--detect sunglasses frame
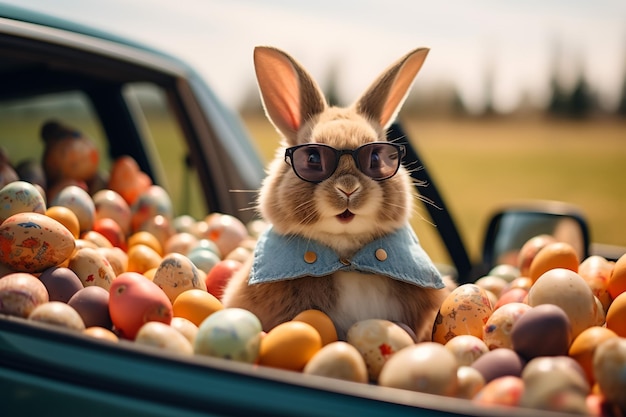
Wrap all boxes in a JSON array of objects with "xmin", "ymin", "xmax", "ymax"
[{"xmin": 284, "ymin": 141, "xmax": 406, "ymax": 183}]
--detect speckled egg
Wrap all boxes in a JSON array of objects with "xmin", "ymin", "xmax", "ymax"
[
  {"xmin": 303, "ymin": 341, "xmax": 368, "ymax": 383},
  {"xmin": 346, "ymin": 319, "xmax": 415, "ymax": 382},
  {"xmin": 152, "ymin": 252, "xmax": 207, "ymax": 303},
  {"xmin": 0, "ymin": 212, "xmax": 75, "ymax": 272},
  {"xmin": 444, "ymin": 334, "xmax": 489, "ymax": 366},
  {"xmin": 50, "ymin": 185, "xmax": 95, "ymax": 233},
  {"xmin": 578, "ymin": 255, "xmax": 613, "ymax": 313},
  {"xmin": 432, "ymin": 284, "xmax": 493, "ymax": 345},
  {"xmin": 194, "ymin": 307, "xmax": 262, "ymax": 363},
  {"xmin": 482, "ymin": 302, "xmax": 532, "ymax": 350},
  {"xmin": 92, "ymin": 189, "xmax": 132, "ymax": 236},
  {"xmin": 0, "ymin": 180, "xmax": 46, "ymax": 223},
  {"xmin": 378, "ymin": 342, "xmax": 459, "ymax": 396},
  {"xmin": 68, "ymin": 247, "xmax": 116, "ymax": 290}
]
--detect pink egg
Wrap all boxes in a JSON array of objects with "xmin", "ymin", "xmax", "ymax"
[{"xmin": 93, "ymin": 189, "xmax": 132, "ymax": 236}]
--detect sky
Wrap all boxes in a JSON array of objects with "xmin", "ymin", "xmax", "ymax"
[{"xmin": 2, "ymin": 0, "xmax": 626, "ymax": 113}]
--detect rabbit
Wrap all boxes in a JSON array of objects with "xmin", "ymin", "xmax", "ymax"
[{"xmin": 221, "ymin": 46, "xmax": 453, "ymax": 342}]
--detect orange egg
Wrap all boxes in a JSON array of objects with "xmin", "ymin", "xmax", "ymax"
[
  {"xmin": 605, "ymin": 292, "xmax": 626, "ymax": 337},
  {"xmin": 517, "ymin": 234, "xmax": 557, "ymax": 277},
  {"xmin": 92, "ymin": 218, "xmax": 127, "ymax": 251},
  {"xmin": 84, "ymin": 326, "xmax": 120, "ymax": 343},
  {"xmin": 45, "ymin": 206, "xmax": 80, "ymax": 239},
  {"xmin": 259, "ymin": 321, "xmax": 322, "ymax": 371},
  {"xmin": 528, "ymin": 242, "xmax": 579, "ymax": 283},
  {"xmin": 127, "ymin": 244, "xmax": 162, "ymax": 274},
  {"xmin": 607, "ymin": 253, "xmax": 626, "ymax": 300},
  {"xmin": 128, "ymin": 231, "xmax": 163, "ymax": 256},
  {"xmin": 292, "ymin": 309, "xmax": 338, "ymax": 346},
  {"xmin": 569, "ymin": 326, "xmax": 618, "ymax": 385},
  {"xmin": 172, "ymin": 289, "xmax": 224, "ymax": 327}
]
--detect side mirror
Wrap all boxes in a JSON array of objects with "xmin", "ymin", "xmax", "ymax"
[{"xmin": 480, "ymin": 200, "xmax": 590, "ymax": 274}]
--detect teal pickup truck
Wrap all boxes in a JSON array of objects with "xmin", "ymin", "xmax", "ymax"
[{"xmin": 0, "ymin": 4, "xmax": 622, "ymax": 417}]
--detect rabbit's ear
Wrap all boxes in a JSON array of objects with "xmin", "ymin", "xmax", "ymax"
[
  {"xmin": 254, "ymin": 46, "xmax": 327, "ymax": 144},
  {"xmin": 355, "ymin": 48, "xmax": 429, "ymax": 130}
]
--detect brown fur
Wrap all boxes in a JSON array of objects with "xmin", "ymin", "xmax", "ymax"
[{"xmin": 221, "ymin": 46, "xmax": 452, "ymax": 341}]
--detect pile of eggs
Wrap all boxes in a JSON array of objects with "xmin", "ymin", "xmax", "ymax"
[{"xmin": 2, "ymin": 167, "xmax": 626, "ymax": 416}]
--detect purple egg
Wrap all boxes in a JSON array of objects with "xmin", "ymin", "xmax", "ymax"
[
  {"xmin": 67, "ymin": 286, "xmax": 112, "ymax": 329},
  {"xmin": 38, "ymin": 266, "xmax": 83, "ymax": 303},
  {"xmin": 471, "ymin": 348, "xmax": 525, "ymax": 383}
]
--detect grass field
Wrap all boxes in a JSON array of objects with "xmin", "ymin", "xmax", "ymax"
[{"xmin": 242, "ymin": 113, "xmax": 626, "ymax": 265}]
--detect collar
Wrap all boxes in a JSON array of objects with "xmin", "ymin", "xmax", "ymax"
[{"xmin": 249, "ymin": 224, "xmax": 444, "ymax": 289}]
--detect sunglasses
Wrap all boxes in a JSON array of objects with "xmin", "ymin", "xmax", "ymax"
[{"xmin": 284, "ymin": 142, "xmax": 406, "ymax": 183}]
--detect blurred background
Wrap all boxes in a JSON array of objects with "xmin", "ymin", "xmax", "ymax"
[{"xmin": 1, "ymin": 0, "xmax": 625, "ymax": 264}]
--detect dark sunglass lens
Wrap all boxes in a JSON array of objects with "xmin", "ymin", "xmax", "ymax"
[
  {"xmin": 358, "ymin": 143, "xmax": 401, "ymax": 179},
  {"xmin": 292, "ymin": 145, "xmax": 336, "ymax": 182}
]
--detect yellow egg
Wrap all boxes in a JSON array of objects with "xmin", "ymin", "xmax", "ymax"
[
  {"xmin": 45, "ymin": 206, "xmax": 80, "ymax": 239},
  {"xmin": 292, "ymin": 309, "xmax": 338, "ymax": 346},
  {"xmin": 432, "ymin": 284, "xmax": 493, "ymax": 344},
  {"xmin": 128, "ymin": 231, "xmax": 163, "ymax": 256},
  {"xmin": 528, "ymin": 241, "xmax": 579, "ymax": 283},
  {"xmin": 259, "ymin": 321, "xmax": 322, "ymax": 371},
  {"xmin": 127, "ymin": 243, "xmax": 162, "ymax": 274},
  {"xmin": 172, "ymin": 288, "xmax": 223, "ymax": 327}
]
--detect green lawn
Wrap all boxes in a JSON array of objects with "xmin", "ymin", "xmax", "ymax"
[{"xmin": 242, "ymin": 114, "xmax": 626, "ymax": 265}]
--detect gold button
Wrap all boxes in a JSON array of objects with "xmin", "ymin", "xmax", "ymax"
[
  {"xmin": 375, "ymin": 248, "xmax": 388, "ymax": 261},
  {"xmin": 304, "ymin": 251, "xmax": 317, "ymax": 263},
  {"xmin": 340, "ymin": 258, "xmax": 351, "ymax": 266}
]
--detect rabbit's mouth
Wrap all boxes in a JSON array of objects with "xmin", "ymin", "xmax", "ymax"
[{"xmin": 336, "ymin": 209, "xmax": 355, "ymax": 223}]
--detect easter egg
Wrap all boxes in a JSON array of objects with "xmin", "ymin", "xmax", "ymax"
[
  {"xmin": 186, "ymin": 247, "xmax": 221, "ymax": 274},
  {"xmin": 204, "ymin": 213, "xmax": 248, "ymax": 258},
  {"xmin": 96, "ymin": 247, "xmax": 127, "ymax": 276},
  {"xmin": 511, "ymin": 303, "xmax": 572, "ymax": 360},
  {"xmin": 593, "ymin": 337, "xmax": 626, "ymax": 411},
  {"xmin": 346, "ymin": 319, "xmax": 414, "ymax": 382},
  {"xmin": 482, "ymin": 302, "xmax": 531, "ymax": 350},
  {"xmin": 292, "ymin": 309, "xmax": 338, "ymax": 346},
  {"xmin": 92, "ymin": 189, "xmax": 132, "ymax": 236},
  {"xmin": 68, "ymin": 247, "xmax": 116, "ymax": 290},
  {"xmin": 38, "ymin": 266, "xmax": 83, "ymax": 303},
  {"xmin": 473, "ymin": 376, "xmax": 524, "ymax": 407},
  {"xmin": 474, "ymin": 275, "xmax": 508, "ymax": 298},
  {"xmin": 607, "ymin": 253, "xmax": 626, "ymax": 299},
  {"xmin": 569, "ymin": 326, "xmax": 619, "ymax": 385},
  {"xmin": 194, "ymin": 307, "xmax": 262, "ymax": 363},
  {"xmin": 488, "ymin": 264, "xmax": 520, "ymax": 282},
  {"xmin": 578, "ymin": 255, "xmax": 613, "ymax": 312},
  {"xmin": 432, "ymin": 284, "xmax": 493, "ymax": 344},
  {"xmin": 0, "ymin": 272, "xmax": 49, "ymax": 317},
  {"xmin": 128, "ymin": 231, "xmax": 163, "ymax": 255},
  {"xmin": 135, "ymin": 321, "xmax": 193, "ymax": 355},
  {"xmin": 83, "ymin": 326, "xmax": 119, "ymax": 342},
  {"xmin": 81, "ymin": 230, "xmax": 114, "ymax": 248},
  {"xmin": 50, "ymin": 185, "xmax": 95, "ymax": 233},
  {"xmin": 0, "ymin": 180, "xmax": 46, "ymax": 223},
  {"xmin": 153, "ymin": 253, "xmax": 207, "ymax": 303},
  {"xmin": 259, "ymin": 321, "xmax": 322, "ymax": 371},
  {"xmin": 137, "ymin": 215, "xmax": 174, "ymax": 250},
  {"xmin": 605, "ymin": 292, "xmax": 626, "ymax": 337},
  {"xmin": 109, "ymin": 271, "xmax": 173, "ymax": 340},
  {"xmin": 303, "ymin": 341, "xmax": 368, "ymax": 383},
  {"xmin": 172, "ymin": 288, "xmax": 223, "ymax": 327},
  {"xmin": 528, "ymin": 241, "xmax": 579, "ymax": 283},
  {"xmin": 470, "ymin": 348, "xmax": 524, "ymax": 383},
  {"xmin": 68, "ymin": 285, "xmax": 112, "ymax": 329},
  {"xmin": 28, "ymin": 301, "xmax": 85, "ymax": 331},
  {"xmin": 130, "ymin": 185, "xmax": 173, "ymax": 232},
  {"xmin": 108, "ymin": 156, "xmax": 152, "ymax": 206},
  {"xmin": 456, "ymin": 366, "xmax": 485, "ymax": 399},
  {"xmin": 164, "ymin": 232, "xmax": 199, "ymax": 256},
  {"xmin": 0, "ymin": 212, "xmax": 75, "ymax": 272},
  {"xmin": 517, "ymin": 234, "xmax": 557, "ymax": 278},
  {"xmin": 204, "ymin": 259, "xmax": 242, "ymax": 299},
  {"xmin": 444, "ymin": 335, "xmax": 489, "ymax": 366},
  {"xmin": 92, "ymin": 218, "xmax": 127, "ymax": 251},
  {"xmin": 378, "ymin": 342, "xmax": 458, "ymax": 396},
  {"xmin": 45, "ymin": 206, "xmax": 80, "ymax": 239},
  {"xmin": 170, "ymin": 317, "xmax": 198, "ymax": 345},
  {"xmin": 527, "ymin": 268, "xmax": 597, "ymax": 339},
  {"xmin": 127, "ymin": 244, "xmax": 162, "ymax": 274}
]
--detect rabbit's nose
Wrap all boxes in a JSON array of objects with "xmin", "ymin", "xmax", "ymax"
[{"xmin": 337, "ymin": 184, "xmax": 359, "ymax": 197}]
